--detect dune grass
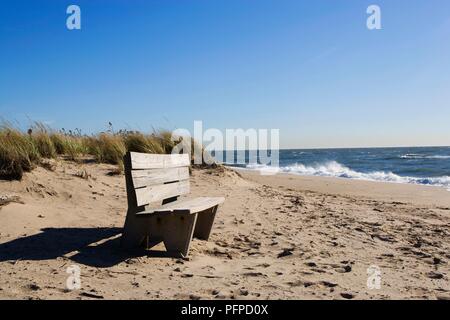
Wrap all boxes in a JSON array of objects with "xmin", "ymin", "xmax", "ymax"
[
  {"xmin": 0, "ymin": 126, "xmax": 40, "ymax": 180},
  {"xmin": 86, "ymin": 134, "xmax": 127, "ymax": 165},
  {"xmin": 0, "ymin": 123, "xmax": 207, "ymax": 180},
  {"xmin": 50, "ymin": 133, "xmax": 86, "ymax": 161}
]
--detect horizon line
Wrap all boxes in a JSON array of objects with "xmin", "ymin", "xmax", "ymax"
[{"xmin": 216, "ymin": 145, "xmax": 450, "ymax": 152}]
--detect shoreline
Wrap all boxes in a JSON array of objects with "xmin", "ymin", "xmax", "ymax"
[{"xmin": 232, "ymin": 168, "xmax": 450, "ymax": 208}]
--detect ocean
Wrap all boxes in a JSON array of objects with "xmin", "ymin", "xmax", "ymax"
[{"xmin": 223, "ymin": 146, "xmax": 450, "ymax": 190}]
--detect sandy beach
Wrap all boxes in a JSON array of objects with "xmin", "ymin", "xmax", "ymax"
[{"xmin": 0, "ymin": 160, "xmax": 449, "ymax": 300}]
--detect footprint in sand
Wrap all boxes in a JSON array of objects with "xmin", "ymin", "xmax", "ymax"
[
  {"xmin": 340, "ymin": 292, "xmax": 355, "ymax": 299},
  {"xmin": 321, "ymin": 281, "xmax": 338, "ymax": 288},
  {"xmin": 427, "ymin": 271, "xmax": 444, "ymax": 280},
  {"xmin": 277, "ymin": 248, "xmax": 294, "ymax": 258}
]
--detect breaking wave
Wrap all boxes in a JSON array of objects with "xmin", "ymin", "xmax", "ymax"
[
  {"xmin": 244, "ymin": 161, "xmax": 450, "ymax": 190},
  {"xmin": 400, "ymin": 154, "xmax": 450, "ymax": 159}
]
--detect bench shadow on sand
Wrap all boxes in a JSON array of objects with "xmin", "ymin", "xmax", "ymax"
[{"xmin": 0, "ymin": 227, "xmax": 178, "ymax": 268}]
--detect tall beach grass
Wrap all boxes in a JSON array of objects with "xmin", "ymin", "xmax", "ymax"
[{"xmin": 0, "ymin": 123, "xmax": 205, "ymax": 180}]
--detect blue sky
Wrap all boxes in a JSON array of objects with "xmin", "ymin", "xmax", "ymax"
[{"xmin": 1, "ymin": 0, "xmax": 450, "ymax": 148}]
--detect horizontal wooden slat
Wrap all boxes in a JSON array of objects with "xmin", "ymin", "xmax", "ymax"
[
  {"xmin": 136, "ymin": 197, "xmax": 225, "ymax": 215},
  {"xmin": 135, "ymin": 180, "xmax": 190, "ymax": 207},
  {"xmin": 131, "ymin": 167, "xmax": 189, "ymax": 189},
  {"xmin": 130, "ymin": 152, "xmax": 190, "ymax": 170}
]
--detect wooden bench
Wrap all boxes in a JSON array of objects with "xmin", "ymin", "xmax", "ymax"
[{"xmin": 121, "ymin": 152, "xmax": 225, "ymax": 257}]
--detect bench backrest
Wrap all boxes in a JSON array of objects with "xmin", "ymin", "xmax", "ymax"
[{"xmin": 124, "ymin": 152, "xmax": 190, "ymax": 209}]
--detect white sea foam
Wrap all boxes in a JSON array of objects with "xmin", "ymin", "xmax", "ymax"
[
  {"xmin": 244, "ymin": 161, "xmax": 450, "ymax": 189},
  {"xmin": 400, "ymin": 154, "xmax": 450, "ymax": 159}
]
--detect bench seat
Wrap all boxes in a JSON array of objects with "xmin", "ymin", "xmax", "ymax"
[
  {"xmin": 136, "ymin": 197, "xmax": 225, "ymax": 216},
  {"xmin": 121, "ymin": 152, "xmax": 225, "ymax": 257}
]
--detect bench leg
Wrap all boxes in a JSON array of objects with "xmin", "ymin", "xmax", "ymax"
[
  {"xmin": 121, "ymin": 209, "xmax": 150, "ymax": 249},
  {"xmin": 148, "ymin": 213, "xmax": 198, "ymax": 257},
  {"xmin": 194, "ymin": 205, "xmax": 218, "ymax": 241}
]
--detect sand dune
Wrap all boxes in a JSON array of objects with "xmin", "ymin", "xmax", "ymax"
[{"xmin": 0, "ymin": 160, "xmax": 449, "ymax": 300}]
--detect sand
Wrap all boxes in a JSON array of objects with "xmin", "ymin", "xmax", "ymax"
[{"xmin": 0, "ymin": 160, "xmax": 449, "ymax": 300}]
